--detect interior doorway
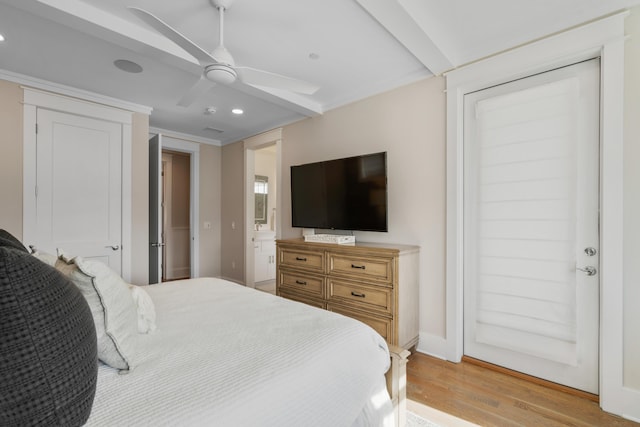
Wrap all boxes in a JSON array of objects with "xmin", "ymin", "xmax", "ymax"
[
  {"xmin": 162, "ymin": 150, "xmax": 192, "ymax": 281},
  {"xmin": 252, "ymin": 146, "xmax": 277, "ymax": 293},
  {"xmin": 244, "ymin": 129, "xmax": 282, "ymax": 291},
  {"xmin": 149, "ymin": 133, "xmax": 200, "ymax": 284}
]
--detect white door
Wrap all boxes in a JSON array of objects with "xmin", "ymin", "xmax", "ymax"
[
  {"xmin": 35, "ymin": 108, "xmax": 123, "ymax": 272},
  {"xmin": 149, "ymin": 134, "xmax": 163, "ymax": 284},
  {"xmin": 463, "ymin": 59, "xmax": 600, "ymax": 393}
]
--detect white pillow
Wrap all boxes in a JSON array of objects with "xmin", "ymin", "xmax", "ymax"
[
  {"xmin": 56, "ymin": 254, "xmax": 138, "ymax": 372},
  {"xmin": 129, "ymin": 285, "xmax": 157, "ymax": 334}
]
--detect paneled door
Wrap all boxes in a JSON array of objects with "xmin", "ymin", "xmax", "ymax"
[
  {"xmin": 149, "ymin": 134, "xmax": 163, "ymax": 284},
  {"xmin": 463, "ymin": 59, "xmax": 600, "ymax": 393},
  {"xmin": 34, "ymin": 108, "xmax": 123, "ymax": 272}
]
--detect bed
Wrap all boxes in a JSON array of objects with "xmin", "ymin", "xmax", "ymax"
[{"xmin": 0, "ymin": 230, "xmax": 409, "ymax": 427}]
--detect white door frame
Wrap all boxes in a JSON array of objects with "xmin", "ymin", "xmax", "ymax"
[
  {"xmin": 445, "ymin": 12, "xmax": 631, "ymax": 417},
  {"xmin": 244, "ymin": 128, "xmax": 282, "ymax": 287},
  {"xmin": 22, "ymin": 87, "xmax": 133, "ymax": 281},
  {"xmin": 157, "ymin": 134, "xmax": 201, "ymax": 279}
]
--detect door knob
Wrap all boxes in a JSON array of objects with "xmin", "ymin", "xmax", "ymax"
[
  {"xmin": 576, "ymin": 266, "xmax": 597, "ymax": 276},
  {"xmin": 105, "ymin": 245, "xmax": 120, "ymax": 251},
  {"xmin": 150, "ymin": 242, "xmax": 165, "ymax": 247}
]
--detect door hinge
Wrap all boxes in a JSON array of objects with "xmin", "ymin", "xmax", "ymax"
[
  {"xmin": 35, "ymin": 186, "xmax": 38, "ymax": 197},
  {"xmin": 35, "ymin": 123, "xmax": 38, "ymax": 134}
]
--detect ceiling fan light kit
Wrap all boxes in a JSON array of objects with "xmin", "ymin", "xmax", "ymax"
[{"xmin": 205, "ymin": 64, "xmax": 237, "ymax": 84}]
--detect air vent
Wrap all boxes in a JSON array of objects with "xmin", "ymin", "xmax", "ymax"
[{"xmin": 204, "ymin": 126, "xmax": 224, "ymax": 134}]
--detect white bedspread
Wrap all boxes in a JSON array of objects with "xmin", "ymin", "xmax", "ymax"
[{"xmin": 86, "ymin": 278, "xmax": 393, "ymax": 426}]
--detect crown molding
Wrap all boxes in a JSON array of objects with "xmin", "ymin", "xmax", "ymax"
[{"xmin": 0, "ymin": 69, "xmax": 153, "ymax": 115}]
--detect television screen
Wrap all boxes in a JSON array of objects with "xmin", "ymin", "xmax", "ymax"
[{"xmin": 291, "ymin": 152, "xmax": 387, "ymax": 232}]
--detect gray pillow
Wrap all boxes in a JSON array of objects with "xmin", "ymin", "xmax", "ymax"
[
  {"xmin": 0, "ymin": 229, "xmax": 28, "ymax": 253},
  {"xmin": 0, "ymin": 230, "xmax": 98, "ymax": 426}
]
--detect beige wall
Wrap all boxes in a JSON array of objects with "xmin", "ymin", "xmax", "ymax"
[
  {"xmin": 623, "ymin": 7, "xmax": 640, "ymax": 390},
  {"xmin": 131, "ymin": 112, "xmax": 149, "ymax": 285},
  {"xmin": 199, "ymin": 143, "xmax": 222, "ymax": 277},
  {"xmin": 0, "ymin": 80, "xmax": 24, "ymax": 239},
  {"xmin": 220, "ymin": 77, "xmax": 446, "ymax": 334},
  {"xmin": 220, "ymin": 141, "xmax": 245, "ymax": 282},
  {"xmin": 280, "ymin": 77, "xmax": 447, "ymax": 338}
]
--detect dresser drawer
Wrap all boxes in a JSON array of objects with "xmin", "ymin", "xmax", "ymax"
[
  {"xmin": 328, "ymin": 278, "xmax": 392, "ymax": 314},
  {"xmin": 280, "ymin": 290, "xmax": 326, "ymax": 310},
  {"xmin": 328, "ymin": 253, "xmax": 393, "ymax": 282},
  {"xmin": 279, "ymin": 248, "xmax": 324, "ymax": 272},
  {"xmin": 279, "ymin": 270, "xmax": 324, "ymax": 298},
  {"xmin": 328, "ymin": 304, "xmax": 392, "ymax": 342}
]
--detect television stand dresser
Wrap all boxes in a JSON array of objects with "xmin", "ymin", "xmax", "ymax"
[{"xmin": 275, "ymin": 238, "xmax": 419, "ymax": 349}]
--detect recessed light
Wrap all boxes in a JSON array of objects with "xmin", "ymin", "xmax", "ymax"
[
  {"xmin": 113, "ymin": 59, "xmax": 143, "ymax": 74},
  {"xmin": 232, "ymin": 108, "xmax": 244, "ymax": 115},
  {"xmin": 0, "ymin": 34, "xmax": 5, "ymax": 42}
]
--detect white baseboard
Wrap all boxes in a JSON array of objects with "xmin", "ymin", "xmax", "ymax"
[{"xmin": 415, "ymin": 332, "xmax": 449, "ymax": 361}]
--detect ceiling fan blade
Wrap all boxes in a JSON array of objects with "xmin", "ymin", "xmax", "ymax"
[
  {"xmin": 128, "ymin": 7, "xmax": 217, "ymax": 65},
  {"xmin": 177, "ymin": 75, "xmax": 216, "ymax": 107},
  {"xmin": 236, "ymin": 66, "xmax": 320, "ymax": 95}
]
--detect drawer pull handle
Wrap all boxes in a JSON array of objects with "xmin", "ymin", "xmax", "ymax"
[
  {"xmin": 295, "ymin": 280, "xmax": 307, "ymax": 286},
  {"xmin": 295, "ymin": 257, "xmax": 307, "ymax": 262},
  {"xmin": 351, "ymin": 291, "xmax": 366, "ymax": 298},
  {"xmin": 351, "ymin": 264, "xmax": 366, "ymax": 270}
]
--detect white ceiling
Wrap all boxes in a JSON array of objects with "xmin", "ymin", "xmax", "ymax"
[{"xmin": 0, "ymin": 0, "xmax": 638, "ymax": 144}]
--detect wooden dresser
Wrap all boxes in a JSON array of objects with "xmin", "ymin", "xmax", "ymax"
[{"xmin": 276, "ymin": 238, "xmax": 419, "ymax": 349}]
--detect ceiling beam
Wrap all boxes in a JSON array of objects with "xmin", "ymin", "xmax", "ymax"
[
  {"xmin": 233, "ymin": 83, "xmax": 324, "ymax": 117},
  {"xmin": 355, "ymin": 0, "xmax": 454, "ymax": 75}
]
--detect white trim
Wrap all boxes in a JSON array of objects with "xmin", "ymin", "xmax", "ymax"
[
  {"xmin": 22, "ymin": 104, "xmax": 37, "ymax": 248},
  {"xmin": 121, "ymin": 123, "xmax": 132, "ymax": 282},
  {"xmin": 244, "ymin": 148, "xmax": 256, "ymax": 288},
  {"xmin": 22, "ymin": 88, "xmax": 134, "ymax": 282},
  {"xmin": 161, "ymin": 136, "xmax": 201, "ymax": 279},
  {"xmin": 598, "ymin": 37, "xmax": 640, "ymax": 420},
  {"xmin": 244, "ymin": 128, "xmax": 283, "ymax": 288},
  {"xmin": 415, "ymin": 333, "xmax": 448, "ymax": 361},
  {"xmin": 1, "ymin": 69, "xmax": 152, "ymax": 115},
  {"xmin": 23, "ymin": 87, "xmax": 134, "ymax": 124},
  {"xmin": 445, "ymin": 11, "xmax": 629, "ymax": 416},
  {"xmin": 149, "ymin": 126, "xmax": 221, "ymax": 147}
]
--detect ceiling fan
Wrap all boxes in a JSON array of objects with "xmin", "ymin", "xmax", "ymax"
[{"xmin": 129, "ymin": 0, "xmax": 320, "ymax": 107}]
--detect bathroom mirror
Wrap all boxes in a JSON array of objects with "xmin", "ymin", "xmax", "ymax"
[{"xmin": 254, "ymin": 175, "xmax": 268, "ymax": 225}]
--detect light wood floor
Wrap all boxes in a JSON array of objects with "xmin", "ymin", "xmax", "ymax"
[{"xmin": 407, "ymin": 352, "xmax": 640, "ymax": 426}]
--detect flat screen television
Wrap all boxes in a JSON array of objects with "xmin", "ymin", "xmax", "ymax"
[{"xmin": 290, "ymin": 152, "xmax": 388, "ymax": 232}]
